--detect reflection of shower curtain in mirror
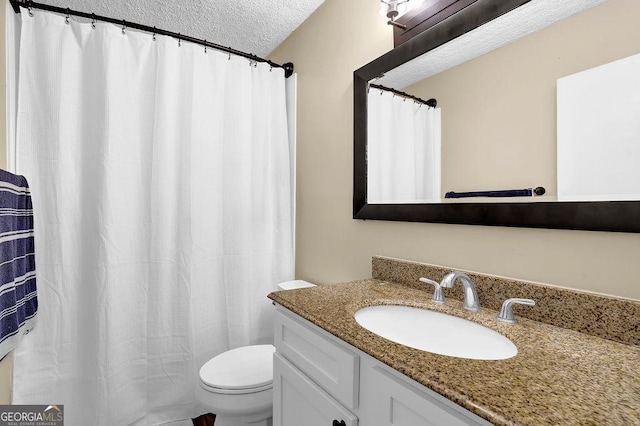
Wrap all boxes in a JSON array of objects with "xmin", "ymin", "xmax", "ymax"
[{"xmin": 367, "ymin": 89, "xmax": 441, "ymax": 203}]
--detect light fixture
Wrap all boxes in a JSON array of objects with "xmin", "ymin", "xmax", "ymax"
[{"xmin": 380, "ymin": 0, "xmax": 421, "ymax": 29}]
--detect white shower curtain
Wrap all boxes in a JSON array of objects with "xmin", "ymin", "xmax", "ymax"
[
  {"xmin": 7, "ymin": 9, "xmax": 293, "ymax": 426},
  {"xmin": 367, "ymin": 88, "xmax": 441, "ymax": 203}
]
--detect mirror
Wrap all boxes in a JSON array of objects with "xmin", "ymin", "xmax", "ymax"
[{"xmin": 353, "ymin": 0, "xmax": 640, "ymax": 232}]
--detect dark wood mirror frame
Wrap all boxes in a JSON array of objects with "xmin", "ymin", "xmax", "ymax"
[{"xmin": 353, "ymin": 0, "xmax": 640, "ymax": 233}]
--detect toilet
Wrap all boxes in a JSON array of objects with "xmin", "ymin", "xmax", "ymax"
[{"xmin": 196, "ymin": 280, "xmax": 315, "ymax": 426}]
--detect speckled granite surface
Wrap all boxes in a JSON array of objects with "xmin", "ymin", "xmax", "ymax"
[
  {"xmin": 268, "ymin": 279, "xmax": 640, "ymax": 425},
  {"xmin": 373, "ymin": 256, "xmax": 640, "ymax": 346}
]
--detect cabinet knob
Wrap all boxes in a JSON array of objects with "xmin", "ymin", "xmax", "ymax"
[{"xmin": 332, "ymin": 420, "xmax": 346, "ymax": 426}]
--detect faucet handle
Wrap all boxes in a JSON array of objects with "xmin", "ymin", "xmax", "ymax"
[
  {"xmin": 419, "ymin": 277, "xmax": 445, "ymax": 304},
  {"xmin": 497, "ymin": 298, "xmax": 535, "ymax": 324}
]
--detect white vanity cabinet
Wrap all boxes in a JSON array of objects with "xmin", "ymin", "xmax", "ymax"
[
  {"xmin": 273, "ymin": 354, "xmax": 358, "ymax": 426},
  {"xmin": 273, "ymin": 306, "xmax": 359, "ymax": 426},
  {"xmin": 273, "ymin": 306, "xmax": 493, "ymax": 426}
]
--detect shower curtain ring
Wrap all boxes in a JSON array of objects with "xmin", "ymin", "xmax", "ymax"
[
  {"xmin": 178, "ymin": 34, "xmax": 181, "ymax": 47},
  {"xmin": 121, "ymin": 20, "xmax": 126, "ymax": 35},
  {"xmin": 65, "ymin": 8, "xmax": 70, "ymax": 24},
  {"xmin": 228, "ymin": 49, "xmax": 232, "ymax": 60},
  {"xmin": 152, "ymin": 27, "xmax": 156, "ymax": 41},
  {"xmin": 91, "ymin": 13, "xmax": 96, "ymax": 29},
  {"xmin": 27, "ymin": 1, "xmax": 33, "ymax": 17},
  {"xmin": 204, "ymin": 41, "xmax": 207, "ymax": 53}
]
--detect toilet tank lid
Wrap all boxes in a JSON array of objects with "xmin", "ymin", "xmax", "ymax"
[
  {"xmin": 199, "ymin": 344, "xmax": 275, "ymax": 390},
  {"xmin": 277, "ymin": 280, "xmax": 316, "ymax": 290}
]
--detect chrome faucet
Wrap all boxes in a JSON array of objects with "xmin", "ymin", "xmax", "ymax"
[{"xmin": 440, "ymin": 271, "xmax": 481, "ymax": 312}]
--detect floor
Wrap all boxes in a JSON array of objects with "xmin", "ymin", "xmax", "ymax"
[{"xmin": 162, "ymin": 413, "xmax": 215, "ymax": 426}]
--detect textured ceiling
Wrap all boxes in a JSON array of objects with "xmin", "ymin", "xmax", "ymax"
[
  {"xmin": 31, "ymin": 0, "xmax": 325, "ymax": 57},
  {"xmin": 376, "ymin": 0, "xmax": 607, "ymax": 90}
]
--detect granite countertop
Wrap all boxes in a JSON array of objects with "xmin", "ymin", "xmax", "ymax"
[{"xmin": 268, "ymin": 279, "xmax": 640, "ymax": 426}]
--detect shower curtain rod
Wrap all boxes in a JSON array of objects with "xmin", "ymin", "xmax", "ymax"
[
  {"xmin": 370, "ymin": 83, "xmax": 437, "ymax": 108},
  {"xmin": 9, "ymin": 0, "xmax": 295, "ymax": 78}
]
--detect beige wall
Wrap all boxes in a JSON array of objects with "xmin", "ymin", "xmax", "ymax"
[
  {"xmin": 405, "ymin": 0, "xmax": 640, "ymax": 199},
  {"xmin": 269, "ymin": 0, "xmax": 640, "ymax": 301}
]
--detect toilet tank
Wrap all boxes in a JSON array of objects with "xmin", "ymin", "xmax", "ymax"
[{"xmin": 277, "ymin": 280, "xmax": 315, "ymax": 291}]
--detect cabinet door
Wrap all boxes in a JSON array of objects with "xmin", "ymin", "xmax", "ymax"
[
  {"xmin": 273, "ymin": 353, "xmax": 358, "ymax": 426},
  {"xmin": 360, "ymin": 365, "xmax": 491, "ymax": 426}
]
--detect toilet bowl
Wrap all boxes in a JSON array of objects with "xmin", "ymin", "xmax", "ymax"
[
  {"xmin": 196, "ymin": 280, "xmax": 315, "ymax": 426},
  {"xmin": 196, "ymin": 345, "xmax": 275, "ymax": 426}
]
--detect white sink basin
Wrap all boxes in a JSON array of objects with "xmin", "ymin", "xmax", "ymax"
[{"xmin": 354, "ymin": 305, "xmax": 517, "ymax": 360}]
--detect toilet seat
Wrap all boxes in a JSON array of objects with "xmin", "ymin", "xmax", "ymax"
[
  {"xmin": 199, "ymin": 380, "xmax": 272, "ymax": 395},
  {"xmin": 199, "ymin": 344, "xmax": 275, "ymax": 395}
]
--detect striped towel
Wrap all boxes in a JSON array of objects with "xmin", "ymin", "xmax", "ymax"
[{"xmin": 0, "ymin": 169, "xmax": 37, "ymax": 359}]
